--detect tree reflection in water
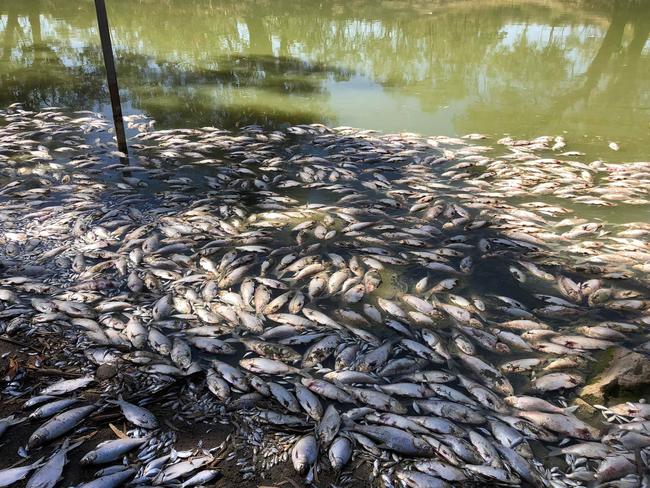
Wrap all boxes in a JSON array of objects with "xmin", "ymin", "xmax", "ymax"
[{"xmin": 0, "ymin": 0, "xmax": 647, "ymax": 154}]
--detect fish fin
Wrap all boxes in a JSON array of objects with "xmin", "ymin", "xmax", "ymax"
[
  {"xmin": 546, "ymin": 448, "xmax": 563, "ymax": 457},
  {"xmin": 563, "ymin": 405, "xmax": 579, "ymax": 414},
  {"xmin": 107, "ymin": 392, "xmax": 124, "ymax": 403},
  {"xmin": 66, "ymin": 439, "xmax": 85, "ymax": 452},
  {"xmin": 511, "ymin": 437, "xmax": 524, "ymax": 449},
  {"xmin": 298, "ymin": 368, "xmax": 313, "ymax": 379},
  {"xmin": 12, "ymin": 416, "xmax": 27, "ymax": 426},
  {"xmin": 445, "ymin": 357, "xmax": 460, "ymax": 370}
]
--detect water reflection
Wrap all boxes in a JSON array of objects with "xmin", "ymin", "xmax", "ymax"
[
  {"xmin": 0, "ymin": 0, "xmax": 648, "ymax": 157},
  {"xmin": 549, "ymin": 2, "xmax": 650, "ymax": 115},
  {"xmin": 0, "ymin": 1, "xmax": 105, "ymax": 109},
  {"xmin": 110, "ymin": 53, "xmax": 347, "ymax": 128}
]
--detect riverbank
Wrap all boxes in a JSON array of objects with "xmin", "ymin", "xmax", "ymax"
[{"xmin": 1, "ymin": 105, "xmax": 649, "ymax": 487}]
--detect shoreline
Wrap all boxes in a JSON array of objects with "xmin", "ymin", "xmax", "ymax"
[{"xmin": 1, "ymin": 105, "xmax": 649, "ymax": 487}]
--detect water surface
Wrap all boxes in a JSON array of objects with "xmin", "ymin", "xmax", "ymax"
[{"xmin": 0, "ymin": 0, "xmax": 649, "ymax": 161}]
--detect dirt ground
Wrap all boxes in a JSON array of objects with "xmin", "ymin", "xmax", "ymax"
[{"xmin": 0, "ymin": 338, "xmax": 374, "ymax": 487}]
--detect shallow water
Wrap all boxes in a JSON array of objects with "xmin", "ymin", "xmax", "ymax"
[
  {"xmin": 1, "ymin": 103, "xmax": 650, "ymax": 486},
  {"xmin": 1, "ymin": 4, "xmax": 650, "ymax": 486},
  {"xmin": 0, "ymin": 0, "xmax": 649, "ymax": 162}
]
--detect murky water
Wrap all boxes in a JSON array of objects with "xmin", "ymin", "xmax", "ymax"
[
  {"xmin": 0, "ymin": 2, "xmax": 650, "ymax": 479},
  {"xmin": 0, "ymin": 0, "xmax": 648, "ymax": 162}
]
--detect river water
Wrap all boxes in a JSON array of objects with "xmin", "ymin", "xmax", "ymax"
[
  {"xmin": 0, "ymin": 0, "xmax": 649, "ymax": 161},
  {"xmin": 1, "ymin": 2, "xmax": 650, "ymax": 486}
]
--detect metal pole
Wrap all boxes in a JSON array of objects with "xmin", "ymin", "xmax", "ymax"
[{"xmin": 94, "ymin": 0, "xmax": 129, "ymax": 160}]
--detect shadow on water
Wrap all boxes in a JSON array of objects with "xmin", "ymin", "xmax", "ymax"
[
  {"xmin": 0, "ymin": 0, "xmax": 106, "ymax": 109},
  {"xmin": 0, "ymin": 0, "xmax": 350, "ymax": 128},
  {"xmin": 448, "ymin": 0, "xmax": 650, "ymax": 144},
  {"xmin": 116, "ymin": 53, "xmax": 351, "ymax": 128}
]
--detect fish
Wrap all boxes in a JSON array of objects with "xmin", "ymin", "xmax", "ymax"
[
  {"xmin": 29, "ymin": 399, "xmax": 81, "ymax": 420},
  {"xmin": 179, "ymin": 470, "xmax": 220, "ymax": 488},
  {"xmin": 395, "ymin": 469, "xmax": 450, "ymax": 488},
  {"xmin": 531, "ymin": 373, "xmax": 584, "ymax": 392},
  {"xmin": 239, "ymin": 358, "xmax": 304, "ymax": 376},
  {"xmin": 27, "ymin": 439, "xmax": 81, "ymax": 488},
  {"xmin": 0, "ymin": 415, "xmax": 23, "ymax": 438},
  {"xmin": 516, "ymin": 411, "xmax": 600, "ymax": 440},
  {"xmin": 77, "ymin": 467, "xmax": 136, "ymax": 487},
  {"xmin": 3, "ymin": 107, "xmax": 650, "ymax": 487},
  {"xmin": 39, "ymin": 376, "xmax": 94, "ymax": 396},
  {"xmin": 0, "ymin": 458, "xmax": 44, "ymax": 487},
  {"xmin": 110, "ymin": 398, "xmax": 158, "ymax": 429},
  {"xmin": 317, "ymin": 405, "xmax": 340, "ymax": 446},
  {"xmin": 153, "ymin": 455, "xmax": 213, "ymax": 484},
  {"xmin": 368, "ymin": 429, "xmax": 434, "ymax": 458},
  {"xmin": 291, "ymin": 435, "xmax": 318, "ymax": 474},
  {"xmin": 80, "ymin": 437, "xmax": 148, "ymax": 464},
  {"xmin": 28, "ymin": 406, "xmax": 96, "ymax": 449},
  {"xmin": 328, "ymin": 436, "xmax": 352, "ymax": 470}
]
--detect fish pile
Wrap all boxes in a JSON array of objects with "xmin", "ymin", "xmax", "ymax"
[{"xmin": 0, "ymin": 104, "xmax": 649, "ymax": 487}]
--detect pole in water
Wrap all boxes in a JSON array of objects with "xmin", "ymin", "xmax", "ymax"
[{"xmin": 94, "ymin": 0, "xmax": 129, "ymax": 161}]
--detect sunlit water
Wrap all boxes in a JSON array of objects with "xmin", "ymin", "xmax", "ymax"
[
  {"xmin": 0, "ymin": 0, "xmax": 649, "ymax": 161},
  {"xmin": 0, "ymin": 4, "xmax": 650, "ymax": 479}
]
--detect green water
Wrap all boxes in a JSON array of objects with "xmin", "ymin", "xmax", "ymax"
[{"xmin": 0, "ymin": 0, "xmax": 649, "ymax": 161}]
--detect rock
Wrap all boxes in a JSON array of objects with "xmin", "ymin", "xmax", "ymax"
[
  {"xmin": 96, "ymin": 364, "xmax": 118, "ymax": 380},
  {"xmin": 580, "ymin": 347, "xmax": 650, "ymax": 403},
  {"xmin": 571, "ymin": 397, "xmax": 602, "ymax": 428},
  {"xmin": 573, "ymin": 397, "xmax": 597, "ymax": 417}
]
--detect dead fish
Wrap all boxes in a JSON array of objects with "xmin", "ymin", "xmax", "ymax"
[
  {"xmin": 0, "ymin": 458, "xmax": 44, "ymax": 487},
  {"xmin": 531, "ymin": 373, "xmax": 584, "ymax": 392},
  {"xmin": 516, "ymin": 411, "xmax": 599, "ymax": 440},
  {"xmin": 28, "ymin": 405, "xmax": 96, "ymax": 449},
  {"xmin": 26, "ymin": 438, "xmax": 80, "ymax": 488},
  {"xmin": 395, "ymin": 469, "xmax": 450, "ymax": 488},
  {"xmin": 328, "ymin": 436, "xmax": 352, "ymax": 470},
  {"xmin": 110, "ymin": 397, "xmax": 158, "ymax": 429},
  {"xmin": 39, "ymin": 376, "xmax": 94, "ymax": 396},
  {"xmin": 291, "ymin": 435, "xmax": 318, "ymax": 474},
  {"xmin": 240, "ymin": 358, "xmax": 304, "ymax": 376},
  {"xmin": 80, "ymin": 437, "xmax": 148, "ymax": 465}
]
